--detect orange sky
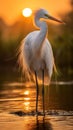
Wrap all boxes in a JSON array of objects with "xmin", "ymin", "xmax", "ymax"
[{"xmin": 0, "ymin": 0, "xmax": 71, "ymax": 25}]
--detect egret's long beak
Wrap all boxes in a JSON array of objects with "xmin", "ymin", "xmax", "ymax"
[
  {"xmin": 49, "ymin": 15, "xmax": 64, "ymax": 24},
  {"xmin": 46, "ymin": 14, "xmax": 65, "ymax": 24}
]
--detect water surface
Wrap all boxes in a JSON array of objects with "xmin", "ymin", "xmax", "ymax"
[{"xmin": 0, "ymin": 75, "xmax": 73, "ymax": 130}]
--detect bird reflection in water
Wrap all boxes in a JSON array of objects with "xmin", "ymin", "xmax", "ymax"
[{"xmin": 31, "ymin": 116, "xmax": 53, "ymax": 130}]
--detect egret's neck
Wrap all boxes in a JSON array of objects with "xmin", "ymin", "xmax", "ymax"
[
  {"xmin": 34, "ymin": 16, "xmax": 48, "ymax": 46},
  {"xmin": 33, "ymin": 16, "xmax": 48, "ymax": 56},
  {"xmin": 34, "ymin": 16, "xmax": 48, "ymax": 35}
]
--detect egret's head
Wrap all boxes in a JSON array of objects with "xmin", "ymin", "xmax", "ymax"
[
  {"xmin": 35, "ymin": 8, "xmax": 64, "ymax": 24},
  {"xmin": 35, "ymin": 9, "xmax": 49, "ymax": 19}
]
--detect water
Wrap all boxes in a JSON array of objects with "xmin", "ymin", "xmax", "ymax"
[{"xmin": 0, "ymin": 72, "xmax": 73, "ymax": 130}]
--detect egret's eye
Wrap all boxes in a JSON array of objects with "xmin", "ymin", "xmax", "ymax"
[{"xmin": 44, "ymin": 14, "xmax": 49, "ymax": 18}]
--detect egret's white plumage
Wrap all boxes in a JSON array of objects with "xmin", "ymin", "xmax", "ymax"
[
  {"xmin": 18, "ymin": 9, "xmax": 63, "ymax": 81},
  {"xmin": 18, "ymin": 8, "xmax": 64, "ymax": 114}
]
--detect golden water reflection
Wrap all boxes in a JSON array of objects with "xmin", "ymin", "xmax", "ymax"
[
  {"xmin": 23, "ymin": 102, "xmax": 30, "ymax": 111},
  {"xmin": 24, "ymin": 90, "xmax": 30, "ymax": 95},
  {"xmin": 23, "ymin": 90, "xmax": 30, "ymax": 111},
  {"xmin": 24, "ymin": 97, "xmax": 30, "ymax": 101},
  {"xmin": 0, "ymin": 82, "xmax": 73, "ymax": 113}
]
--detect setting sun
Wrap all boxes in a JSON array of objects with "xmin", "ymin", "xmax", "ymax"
[{"xmin": 22, "ymin": 8, "xmax": 32, "ymax": 17}]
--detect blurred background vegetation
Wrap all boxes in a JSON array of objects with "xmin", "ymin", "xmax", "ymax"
[{"xmin": 0, "ymin": 0, "xmax": 73, "ymax": 82}]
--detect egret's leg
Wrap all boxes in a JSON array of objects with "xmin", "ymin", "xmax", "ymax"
[
  {"xmin": 42, "ymin": 69, "xmax": 45, "ymax": 116},
  {"xmin": 35, "ymin": 71, "xmax": 39, "ymax": 115}
]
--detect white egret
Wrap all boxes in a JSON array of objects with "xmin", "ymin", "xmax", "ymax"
[{"xmin": 18, "ymin": 8, "xmax": 64, "ymax": 115}]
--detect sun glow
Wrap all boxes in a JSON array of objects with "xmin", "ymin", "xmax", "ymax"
[{"xmin": 22, "ymin": 8, "xmax": 32, "ymax": 17}]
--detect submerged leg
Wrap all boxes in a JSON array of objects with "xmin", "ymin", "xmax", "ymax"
[
  {"xmin": 42, "ymin": 69, "xmax": 45, "ymax": 116},
  {"xmin": 35, "ymin": 71, "xmax": 39, "ymax": 115}
]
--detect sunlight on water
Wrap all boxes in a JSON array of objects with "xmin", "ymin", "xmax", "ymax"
[
  {"xmin": 0, "ymin": 113, "xmax": 73, "ymax": 130},
  {"xmin": 24, "ymin": 97, "xmax": 30, "ymax": 101},
  {"xmin": 24, "ymin": 90, "xmax": 30, "ymax": 95},
  {"xmin": 0, "ymin": 80, "xmax": 73, "ymax": 130},
  {"xmin": 23, "ymin": 102, "xmax": 30, "ymax": 111}
]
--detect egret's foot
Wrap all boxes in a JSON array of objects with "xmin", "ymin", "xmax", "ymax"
[
  {"xmin": 35, "ymin": 111, "xmax": 42, "ymax": 116},
  {"xmin": 35, "ymin": 111, "xmax": 38, "ymax": 116},
  {"xmin": 35, "ymin": 111, "xmax": 45, "ymax": 116},
  {"xmin": 43, "ymin": 112, "xmax": 45, "ymax": 116}
]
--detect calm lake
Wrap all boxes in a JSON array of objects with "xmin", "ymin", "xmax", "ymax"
[{"xmin": 0, "ymin": 68, "xmax": 73, "ymax": 130}]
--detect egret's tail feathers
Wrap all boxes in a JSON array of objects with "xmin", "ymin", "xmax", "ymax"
[
  {"xmin": 53, "ymin": 63, "xmax": 58, "ymax": 75},
  {"xmin": 17, "ymin": 40, "xmax": 34, "ymax": 81}
]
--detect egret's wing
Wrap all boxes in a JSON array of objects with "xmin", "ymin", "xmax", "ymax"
[
  {"xmin": 17, "ymin": 38, "xmax": 32, "ymax": 80},
  {"xmin": 17, "ymin": 31, "xmax": 39, "ymax": 81},
  {"xmin": 42, "ymin": 39, "xmax": 54, "ymax": 78}
]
